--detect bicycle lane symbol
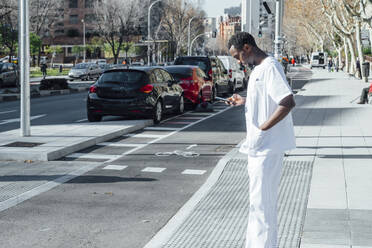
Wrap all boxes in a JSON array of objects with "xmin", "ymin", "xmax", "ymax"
[{"xmin": 155, "ymin": 150, "xmax": 200, "ymax": 158}]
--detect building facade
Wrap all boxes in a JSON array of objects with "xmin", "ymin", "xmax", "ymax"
[{"xmin": 219, "ymin": 16, "xmax": 241, "ymax": 46}]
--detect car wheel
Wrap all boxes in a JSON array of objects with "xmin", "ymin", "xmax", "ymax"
[
  {"xmin": 177, "ymin": 95, "xmax": 185, "ymax": 114},
  {"xmin": 0, "ymin": 79, "xmax": 3, "ymax": 88},
  {"xmin": 87, "ymin": 111, "xmax": 102, "ymax": 122},
  {"xmin": 153, "ymin": 100, "xmax": 163, "ymax": 124},
  {"xmin": 212, "ymin": 86, "xmax": 217, "ymax": 102},
  {"xmin": 230, "ymin": 80, "xmax": 236, "ymax": 94}
]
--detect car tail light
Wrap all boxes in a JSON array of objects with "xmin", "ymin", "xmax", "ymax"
[
  {"xmin": 229, "ymin": 69, "xmax": 232, "ymax": 79},
  {"xmin": 140, "ymin": 84, "xmax": 153, "ymax": 93},
  {"xmin": 208, "ymin": 69, "xmax": 212, "ymax": 78},
  {"xmin": 89, "ymin": 85, "xmax": 97, "ymax": 93}
]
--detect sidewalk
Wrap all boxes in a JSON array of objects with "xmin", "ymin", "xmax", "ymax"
[{"xmin": 144, "ymin": 68, "xmax": 372, "ymax": 248}]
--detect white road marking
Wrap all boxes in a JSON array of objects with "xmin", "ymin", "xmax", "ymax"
[
  {"xmin": 182, "ymin": 169, "xmax": 206, "ymax": 175},
  {"xmin": 186, "ymin": 144, "xmax": 198, "ymax": 150},
  {"xmin": 103, "ymin": 165, "xmax": 128, "ymax": 170},
  {"xmin": 142, "ymin": 167, "xmax": 166, "ymax": 173},
  {"xmin": 0, "ymin": 114, "xmax": 46, "ymax": 126},
  {"xmin": 186, "ymin": 112, "xmax": 212, "ymax": 116},
  {"xmin": 75, "ymin": 118, "xmax": 87, "ymax": 123},
  {"xmin": 104, "ymin": 105, "xmax": 233, "ymax": 164},
  {"xmin": 176, "ymin": 117, "xmax": 202, "ymax": 120},
  {"xmin": 97, "ymin": 142, "xmax": 143, "ymax": 148},
  {"xmin": 0, "ymin": 110, "xmax": 16, "ymax": 115},
  {"xmin": 166, "ymin": 121, "xmax": 193, "ymax": 125},
  {"xmin": 125, "ymin": 133, "xmax": 166, "ymax": 139},
  {"xmin": 66, "ymin": 153, "xmax": 121, "ymax": 160},
  {"xmin": 144, "ymin": 127, "xmax": 180, "ymax": 131}
]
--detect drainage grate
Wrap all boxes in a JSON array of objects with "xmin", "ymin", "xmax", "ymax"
[
  {"xmin": 162, "ymin": 159, "xmax": 313, "ymax": 248},
  {"xmin": 2, "ymin": 142, "xmax": 44, "ymax": 148}
]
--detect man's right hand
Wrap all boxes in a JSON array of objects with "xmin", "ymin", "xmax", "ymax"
[{"xmin": 227, "ymin": 94, "xmax": 245, "ymax": 106}]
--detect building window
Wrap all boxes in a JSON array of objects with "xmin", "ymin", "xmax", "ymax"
[
  {"xmin": 69, "ymin": 0, "xmax": 78, "ymax": 8},
  {"xmin": 84, "ymin": 14, "xmax": 95, "ymax": 23},
  {"xmin": 69, "ymin": 15, "xmax": 79, "ymax": 24},
  {"xmin": 55, "ymin": 29, "xmax": 65, "ymax": 35},
  {"xmin": 85, "ymin": 0, "xmax": 94, "ymax": 8}
]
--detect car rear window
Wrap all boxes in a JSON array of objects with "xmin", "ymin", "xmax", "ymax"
[
  {"xmin": 165, "ymin": 67, "xmax": 193, "ymax": 80},
  {"xmin": 312, "ymin": 55, "xmax": 319, "ymax": 60},
  {"xmin": 99, "ymin": 71, "xmax": 146, "ymax": 84},
  {"xmin": 174, "ymin": 58, "xmax": 209, "ymax": 73}
]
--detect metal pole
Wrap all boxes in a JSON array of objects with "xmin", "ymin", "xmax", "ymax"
[
  {"xmin": 249, "ymin": 0, "xmax": 252, "ymax": 33},
  {"xmin": 82, "ymin": 19, "xmax": 86, "ymax": 63},
  {"xmin": 148, "ymin": 0, "xmax": 162, "ymax": 66},
  {"xmin": 188, "ymin": 17, "xmax": 196, "ymax": 56},
  {"xmin": 190, "ymin": 32, "xmax": 209, "ymax": 56},
  {"xmin": 82, "ymin": 19, "xmax": 87, "ymax": 63},
  {"xmin": 274, "ymin": 0, "xmax": 281, "ymax": 59},
  {"xmin": 19, "ymin": 0, "xmax": 30, "ymax": 136}
]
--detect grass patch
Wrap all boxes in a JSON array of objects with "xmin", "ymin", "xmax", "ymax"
[{"xmin": 30, "ymin": 67, "xmax": 70, "ymax": 78}]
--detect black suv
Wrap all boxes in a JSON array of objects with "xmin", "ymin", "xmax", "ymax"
[
  {"xmin": 0, "ymin": 62, "xmax": 19, "ymax": 88},
  {"xmin": 174, "ymin": 56, "xmax": 230, "ymax": 98}
]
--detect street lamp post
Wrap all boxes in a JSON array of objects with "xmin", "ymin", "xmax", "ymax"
[
  {"xmin": 19, "ymin": 0, "xmax": 30, "ymax": 136},
  {"xmin": 148, "ymin": 0, "xmax": 162, "ymax": 66},
  {"xmin": 81, "ymin": 19, "xmax": 86, "ymax": 63},
  {"xmin": 190, "ymin": 32, "xmax": 210, "ymax": 56},
  {"xmin": 274, "ymin": 0, "xmax": 282, "ymax": 59},
  {"xmin": 188, "ymin": 16, "xmax": 197, "ymax": 56}
]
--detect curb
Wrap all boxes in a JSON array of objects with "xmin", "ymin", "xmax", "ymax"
[
  {"xmin": 143, "ymin": 140, "xmax": 246, "ymax": 248},
  {"xmin": 0, "ymin": 86, "xmax": 90, "ymax": 103}
]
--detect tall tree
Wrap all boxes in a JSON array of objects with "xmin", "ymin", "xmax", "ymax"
[
  {"xmin": 0, "ymin": 0, "xmax": 17, "ymax": 62},
  {"xmin": 94, "ymin": 0, "xmax": 142, "ymax": 64}
]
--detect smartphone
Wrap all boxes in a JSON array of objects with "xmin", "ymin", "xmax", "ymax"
[{"xmin": 215, "ymin": 96, "xmax": 232, "ymax": 103}]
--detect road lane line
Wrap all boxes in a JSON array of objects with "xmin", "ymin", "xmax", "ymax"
[
  {"xmin": 142, "ymin": 167, "xmax": 166, "ymax": 173},
  {"xmin": 186, "ymin": 144, "xmax": 198, "ymax": 150},
  {"xmin": 165, "ymin": 121, "xmax": 194, "ymax": 125},
  {"xmin": 182, "ymin": 169, "xmax": 206, "ymax": 175},
  {"xmin": 125, "ymin": 134, "xmax": 166, "ymax": 139},
  {"xmin": 66, "ymin": 153, "xmax": 121, "ymax": 160},
  {"xmin": 104, "ymin": 105, "xmax": 233, "ymax": 164},
  {"xmin": 0, "ymin": 110, "xmax": 17, "ymax": 115},
  {"xmin": 103, "ymin": 165, "xmax": 128, "ymax": 170},
  {"xmin": 97, "ymin": 142, "xmax": 142, "ymax": 147},
  {"xmin": 0, "ymin": 114, "xmax": 46, "ymax": 126}
]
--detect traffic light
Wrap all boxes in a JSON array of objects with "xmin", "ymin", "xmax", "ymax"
[{"xmin": 258, "ymin": 30, "xmax": 262, "ymax": 38}]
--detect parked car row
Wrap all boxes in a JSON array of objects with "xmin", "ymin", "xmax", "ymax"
[{"xmin": 86, "ymin": 55, "xmax": 252, "ymax": 124}]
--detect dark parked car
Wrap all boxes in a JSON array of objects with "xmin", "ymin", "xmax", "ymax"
[
  {"xmin": 0, "ymin": 62, "xmax": 19, "ymax": 88},
  {"xmin": 164, "ymin": 65, "xmax": 213, "ymax": 108},
  {"xmin": 87, "ymin": 67, "xmax": 184, "ymax": 123},
  {"xmin": 174, "ymin": 56, "xmax": 230, "ymax": 98}
]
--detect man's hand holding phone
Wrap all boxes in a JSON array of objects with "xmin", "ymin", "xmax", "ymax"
[{"xmin": 227, "ymin": 94, "xmax": 245, "ymax": 106}]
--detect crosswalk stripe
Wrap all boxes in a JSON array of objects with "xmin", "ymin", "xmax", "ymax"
[
  {"xmin": 176, "ymin": 117, "xmax": 202, "ymax": 120},
  {"xmin": 144, "ymin": 127, "xmax": 180, "ymax": 131},
  {"xmin": 142, "ymin": 167, "xmax": 166, "ymax": 173},
  {"xmin": 66, "ymin": 153, "xmax": 121, "ymax": 160},
  {"xmin": 103, "ymin": 165, "xmax": 128, "ymax": 170},
  {"xmin": 166, "ymin": 121, "xmax": 193, "ymax": 124},
  {"xmin": 124, "ymin": 134, "xmax": 166, "ymax": 139},
  {"xmin": 97, "ymin": 142, "xmax": 143, "ymax": 148},
  {"xmin": 182, "ymin": 169, "xmax": 206, "ymax": 175}
]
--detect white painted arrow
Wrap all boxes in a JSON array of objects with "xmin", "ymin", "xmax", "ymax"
[{"xmin": 0, "ymin": 114, "xmax": 47, "ymax": 126}]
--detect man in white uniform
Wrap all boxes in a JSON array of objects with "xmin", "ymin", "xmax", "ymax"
[{"xmin": 227, "ymin": 32, "xmax": 296, "ymax": 248}]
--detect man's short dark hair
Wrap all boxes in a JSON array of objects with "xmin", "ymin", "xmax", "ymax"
[{"xmin": 228, "ymin": 32, "xmax": 257, "ymax": 50}]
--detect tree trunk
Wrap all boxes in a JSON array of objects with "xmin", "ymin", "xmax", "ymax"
[
  {"xmin": 344, "ymin": 36, "xmax": 349, "ymax": 73},
  {"xmin": 355, "ymin": 19, "xmax": 367, "ymax": 82},
  {"xmin": 338, "ymin": 47, "xmax": 342, "ymax": 70},
  {"xmin": 346, "ymin": 36, "xmax": 356, "ymax": 75}
]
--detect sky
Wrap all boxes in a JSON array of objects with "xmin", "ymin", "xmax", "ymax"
[{"xmin": 202, "ymin": 0, "xmax": 241, "ymax": 18}]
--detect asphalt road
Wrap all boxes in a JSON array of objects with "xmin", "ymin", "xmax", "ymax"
[{"xmin": 0, "ymin": 98, "xmax": 246, "ymax": 248}]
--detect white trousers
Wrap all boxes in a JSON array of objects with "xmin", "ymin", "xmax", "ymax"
[{"xmin": 245, "ymin": 153, "xmax": 284, "ymax": 248}]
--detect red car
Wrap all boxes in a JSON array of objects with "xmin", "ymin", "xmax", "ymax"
[{"xmin": 164, "ymin": 65, "xmax": 213, "ymax": 108}]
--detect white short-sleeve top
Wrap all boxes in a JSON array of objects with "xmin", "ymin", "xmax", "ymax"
[{"xmin": 239, "ymin": 56, "xmax": 296, "ymax": 156}]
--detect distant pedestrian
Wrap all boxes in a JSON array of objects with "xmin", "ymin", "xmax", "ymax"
[
  {"xmin": 328, "ymin": 57, "xmax": 333, "ymax": 72},
  {"xmin": 356, "ymin": 58, "xmax": 362, "ymax": 79},
  {"xmin": 291, "ymin": 57, "xmax": 295, "ymax": 66},
  {"xmin": 40, "ymin": 63, "xmax": 47, "ymax": 79},
  {"xmin": 227, "ymin": 32, "xmax": 296, "ymax": 248}
]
